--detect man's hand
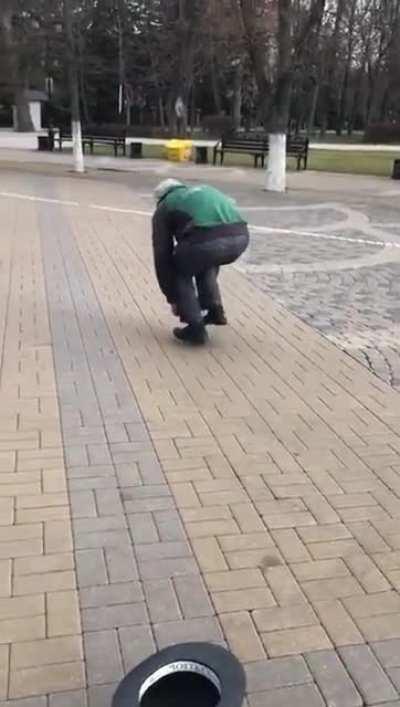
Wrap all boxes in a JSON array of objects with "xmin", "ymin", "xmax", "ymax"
[{"xmin": 171, "ymin": 304, "xmax": 179, "ymax": 317}]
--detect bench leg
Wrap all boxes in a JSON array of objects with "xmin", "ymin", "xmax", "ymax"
[
  {"xmin": 213, "ymin": 150, "xmax": 218, "ymax": 166},
  {"xmin": 254, "ymin": 155, "xmax": 258, "ymax": 168},
  {"xmin": 296, "ymin": 157, "xmax": 301, "ymax": 171},
  {"xmin": 220, "ymin": 151, "xmax": 224, "ymax": 166}
]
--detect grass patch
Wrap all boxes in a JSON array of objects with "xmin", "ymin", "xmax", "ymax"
[
  {"xmin": 144, "ymin": 144, "xmax": 399, "ymax": 176},
  {"xmin": 309, "ymin": 149, "xmax": 399, "ymax": 177},
  {"xmin": 77, "ymin": 142, "xmax": 400, "ymax": 177}
]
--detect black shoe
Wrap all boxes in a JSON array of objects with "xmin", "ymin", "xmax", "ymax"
[
  {"xmin": 203, "ymin": 305, "xmax": 227, "ymax": 326},
  {"xmin": 173, "ymin": 323, "xmax": 208, "ymax": 345}
]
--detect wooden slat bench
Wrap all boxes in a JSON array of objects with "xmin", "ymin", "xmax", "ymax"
[
  {"xmin": 56, "ymin": 129, "xmax": 127, "ymax": 157},
  {"xmin": 213, "ymin": 134, "xmax": 309, "ymax": 170}
]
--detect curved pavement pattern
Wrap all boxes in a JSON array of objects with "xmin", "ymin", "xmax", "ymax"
[
  {"xmin": 2, "ymin": 171, "xmax": 400, "ymax": 706},
  {"xmin": 239, "ymin": 202, "xmax": 400, "ymax": 391}
]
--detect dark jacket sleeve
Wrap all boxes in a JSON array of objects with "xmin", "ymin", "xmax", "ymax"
[{"xmin": 152, "ymin": 204, "xmax": 176, "ymax": 304}]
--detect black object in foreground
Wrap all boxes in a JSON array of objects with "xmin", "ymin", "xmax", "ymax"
[
  {"xmin": 392, "ymin": 159, "xmax": 400, "ymax": 179},
  {"xmin": 112, "ymin": 642, "xmax": 246, "ymax": 707}
]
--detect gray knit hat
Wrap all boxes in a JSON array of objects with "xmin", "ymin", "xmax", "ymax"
[{"xmin": 154, "ymin": 178, "xmax": 184, "ymax": 202}]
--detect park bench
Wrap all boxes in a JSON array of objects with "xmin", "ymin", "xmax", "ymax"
[
  {"xmin": 213, "ymin": 134, "xmax": 309, "ymax": 170},
  {"xmin": 56, "ymin": 127, "xmax": 127, "ymax": 157}
]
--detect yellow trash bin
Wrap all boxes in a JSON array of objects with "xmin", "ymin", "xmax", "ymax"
[
  {"xmin": 165, "ymin": 139, "xmax": 193, "ymax": 162},
  {"xmin": 182, "ymin": 140, "xmax": 193, "ymax": 161}
]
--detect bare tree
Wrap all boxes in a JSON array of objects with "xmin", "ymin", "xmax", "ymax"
[
  {"xmin": 240, "ymin": 0, "xmax": 326, "ymax": 191},
  {"xmin": 0, "ymin": 0, "xmax": 34, "ymax": 131}
]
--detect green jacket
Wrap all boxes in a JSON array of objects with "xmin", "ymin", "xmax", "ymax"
[
  {"xmin": 162, "ymin": 184, "xmax": 244, "ymax": 228},
  {"xmin": 152, "ymin": 184, "xmax": 246, "ymax": 302}
]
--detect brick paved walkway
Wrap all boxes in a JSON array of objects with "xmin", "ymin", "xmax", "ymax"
[{"xmin": 2, "ymin": 172, "xmax": 400, "ymax": 706}]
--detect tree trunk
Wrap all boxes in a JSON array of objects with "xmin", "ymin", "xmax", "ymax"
[
  {"xmin": 232, "ymin": 62, "xmax": 243, "ymax": 131},
  {"xmin": 307, "ymin": 81, "xmax": 319, "ymax": 136},
  {"xmin": 266, "ymin": 0, "xmax": 292, "ymax": 192},
  {"xmin": 167, "ymin": 0, "xmax": 198, "ymax": 134},
  {"xmin": 320, "ymin": 0, "xmax": 345, "ymax": 135},
  {"xmin": 14, "ymin": 87, "xmax": 34, "ymax": 132},
  {"xmin": 210, "ymin": 50, "xmax": 222, "ymax": 114},
  {"xmin": 266, "ymin": 134, "xmax": 287, "ymax": 192},
  {"xmin": 117, "ymin": 0, "xmax": 126, "ymax": 120},
  {"xmin": 337, "ymin": 0, "xmax": 357, "ymax": 135},
  {"xmin": 0, "ymin": 3, "xmax": 34, "ymax": 132},
  {"xmin": 63, "ymin": 0, "xmax": 84, "ymax": 173},
  {"xmin": 368, "ymin": 74, "xmax": 383, "ymax": 124}
]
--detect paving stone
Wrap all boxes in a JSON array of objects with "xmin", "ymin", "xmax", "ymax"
[
  {"xmin": 138, "ymin": 557, "xmax": 198, "ymax": 580},
  {"xmin": 301, "ymin": 576, "xmax": 364, "ymax": 602},
  {"xmin": 14, "ymin": 553, "xmax": 74, "ymax": 577},
  {"xmin": 173, "ymin": 575, "xmax": 214, "ymax": 618},
  {"xmin": 87, "ymin": 683, "xmax": 119, "ymax": 707},
  {"xmin": 0, "ymin": 646, "xmax": 7, "ymax": 701},
  {"xmin": 84, "ymin": 630, "xmax": 123, "ymax": 686},
  {"xmin": 248, "ymin": 684, "xmax": 325, "ymax": 707},
  {"xmin": 388, "ymin": 669, "xmax": 400, "ymax": 692},
  {"xmin": 9, "ymin": 663, "xmax": 85, "ymax": 699},
  {"xmin": 82, "ymin": 602, "xmax": 148, "ymax": 631},
  {"xmin": 105, "ymin": 545, "xmax": 138, "ymax": 583},
  {"xmin": 314, "ymin": 600, "xmax": 364, "ymax": 647},
  {"xmin": 80, "ymin": 582, "xmax": 143, "ymax": 608},
  {"xmin": 49, "ymin": 689, "xmax": 87, "ymax": 707},
  {"xmin": 253, "ymin": 605, "xmax": 319, "ymax": 633},
  {"xmin": 95, "ymin": 489, "xmax": 124, "ymax": 517},
  {"xmin": 0, "ymin": 700, "xmax": 47, "ymax": 707},
  {"xmin": 0, "ymin": 616, "xmax": 45, "ymax": 644},
  {"xmin": 271, "ymin": 529, "xmax": 311, "ymax": 563},
  {"xmin": 306, "ymin": 649, "xmax": 362, "ymax": 707},
  {"xmin": 309, "ymin": 540, "xmax": 362, "ymax": 560},
  {"xmin": 76, "ymin": 549, "xmax": 108, "ymax": 587},
  {"xmin": 11, "ymin": 636, "xmax": 83, "ymax": 669},
  {"xmin": 144, "ymin": 579, "xmax": 181, "ymax": 623},
  {"xmin": 154, "ymin": 617, "xmax": 224, "ymax": 649},
  {"xmin": 264, "ymin": 566, "xmax": 307, "ymax": 606},
  {"xmin": 245, "ymin": 656, "xmax": 313, "ymax": 693},
  {"xmin": 212, "ymin": 587, "xmax": 276, "ymax": 613},
  {"xmin": 118, "ymin": 624, "xmax": 156, "ymax": 672},
  {"xmin": 371, "ymin": 639, "xmax": 400, "ymax": 668},
  {"xmin": 357, "ymin": 614, "xmax": 400, "ymax": 642},
  {"xmin": 0, "ymin": 596, "xmax": 44, "ymax": 621},
  {"xmin": 344, "ymin": 591, "xmax": 400, "ymax": 619},
  {"xmin": 345, "ymin": 554, "xmax": 391, "ymax": 593},
  {"xmin": 262, "ymin": 625, "xmax": 332, "ymax": 657},
  {"xmin": 339, "ymin": 644, "xmax": 399, "ymax": 705},
  {"xmin": 153, "ymin": 509, "xmax": 186, "ymax": 542},
  {"xmin": 220, "ymin": 611, "xmax": 265, "ymax": 662},
  {"xmin": 292, "ymin": 559, "xmax": 350, "ymax": 582},
  {"xmin": 127, "ymin": 513, "xmax": 159, "ymax": 544},
  {"xmin": 135, "ymin": 540, "xmax": 191, "ymax": 562},
  {"xmin": 298, "ymin": 524, "xmax": 352, "ymax": 543},
  {"xmin": 47, "ymin": 591, "xmax": 81, "ymax": 637}
]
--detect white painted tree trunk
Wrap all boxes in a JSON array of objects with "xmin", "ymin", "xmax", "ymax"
[
  {"xmin": 72, "ymin": 120, "xmax": 84, "ymax": 173},
  {"xmin": 265, "ymin": 132, "xmax": 287, "ymax": 192}
]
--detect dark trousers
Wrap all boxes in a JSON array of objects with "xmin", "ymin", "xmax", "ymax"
[{"xmin": 173, "ymin": 232, "xmax": 249, "ymax": 325}]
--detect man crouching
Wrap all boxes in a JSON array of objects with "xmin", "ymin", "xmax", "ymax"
[{"xmin": 152, "ymin": 179, "xmax": 249, "ymax": 345}]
